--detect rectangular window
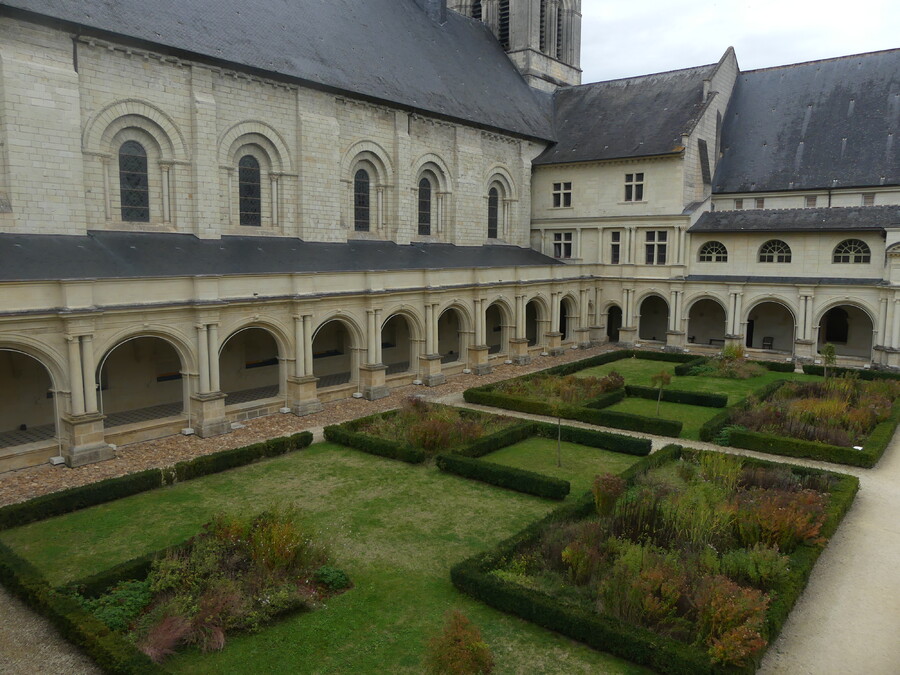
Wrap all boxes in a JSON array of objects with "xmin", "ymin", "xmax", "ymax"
[
  {"xmin": 805, "ymin": 195, "xmax": 817, "ymax": 208},
  {"xmin": 553, "ymin": 231, "xmax": 573, "ymax": 259},
  {"xmin": 644, "ymin": 230, "xmax": 668, "ymax": 265},
  {"xmin": 862, "ymin": 193, "xmax": 875, "ymax": 206},
  {"xmin": 610, "ymin": 231, "xmax": 621, "ymax": 264},
  {"xmin": 625, "ymin": 173, "xmax": 644, "ymax": 202},
  {"xmin": 552, "ymin": 181, "xmax": 572, "ymax": 208},
  {"xmin": 734, "ymin": 198, "xmax": 743, "ymax": 210},
  {"xmin": 755, "ymin": 197, "xmax": 765, "ymax": 209}
]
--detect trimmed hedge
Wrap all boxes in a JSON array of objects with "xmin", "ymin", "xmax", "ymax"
[
  {"xmin": 454, "ymin": 423, "xmax": 536, "ymax": 458},
  {"xmin": 436, "ymin": 454, "xmax": 570, "ymax": 500},
  {"xmin": 0, "ymin": 431, "xmax": 314, "ymax": 532},
  {"xmin": 625, "ymin": 385, "xmax": 728, "ymax": 408},
  {"xmin": 533, "ymin": 422, "xmax": 652, "ymax": 456},
  {"xmin": 802, "ymin": 363, "xmax": 900, "ymax": 380},
  {"xmin": 63, "ymin": 550, "xmax": 163, "ymax": 599},
  {"xmin": 0, "ymin": 541, "xmax": 162, "ymax": 674},
  {"xmin": 674, "ymin": 356, "xmax": 708, "ymax": 376},
  {"xmin": 450, "ymin": 444, "xmax": 859, "ymax": 674},
  {"xmin": 583, "ymin": 388, "xmax": 627, "ymax": 410},
  {"xmin": 463, "ymin": 387, "xmax": 682, "ymax": 437},
  {"xmin": 755, "ymin": 360, "xmax": 796, "ymax": 373},
  {"xmin": 697, "ymin": 379, "xmax": 788, "ymax": 443},
  {"xmin": 322, "ymin": 424, "xmax": 426, "ymax": 464}
]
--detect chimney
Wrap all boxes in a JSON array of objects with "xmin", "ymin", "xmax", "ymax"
[{"xmin": 415, "ymin": 0, "xmax": 447, "ymax": 24}]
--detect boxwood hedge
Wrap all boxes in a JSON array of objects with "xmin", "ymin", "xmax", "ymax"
[
  {"xmin": 625, "ymin": 384, "xmax": 728, "ymax": 408},
  {"xmin": 435, "ymin": 453, "xmax": 570, "ymax": 500},
  {"xmin": 322, "ymin": 423, "xmax": 426, "ymax": 464}
]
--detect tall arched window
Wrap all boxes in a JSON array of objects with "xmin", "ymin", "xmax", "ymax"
[
  {"xmin": 758, "ymin": 240, "xmax": 792, "ymax": 263},
  {"xmin": 418, "ymin": 176, "xmax": 432, "ymax": 236},
  {"xmin": 698, "ymin": 241, "xmax": 728, "ymax": 263},
  {"xmin": 487, "ymin": 187, "xmax": 499, "ymax": 239},
  {"xmin": 238, "ymin": 155, "xmax": 261, "ymax": 227},
  {"xmin": 498, "ymin": 0, "xmax": 510, "ymax": 50},
  {"xmin": 119, "ymin": 140, "xmax": 149, "ymax": 222},
  {"xmin": 833, "ymin": 239, "xmax": 871, "ymax": 264},
  {"xmin": 354, "ymin": 169, "xmax": 371, "ymax": 232}
]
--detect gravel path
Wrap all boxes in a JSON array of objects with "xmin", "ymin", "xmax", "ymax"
[{"xmin": 2, "ymin": 346, "xmax": 899, "ymax": 673}]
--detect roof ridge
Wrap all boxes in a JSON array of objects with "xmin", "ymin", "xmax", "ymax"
[
  {"xmin": 571, "ymin": 62, "xmax": 718, "ymax": 89},
  {"xmin": 741, "ymin": 47, "xmax": 900, "ymax": 75}
]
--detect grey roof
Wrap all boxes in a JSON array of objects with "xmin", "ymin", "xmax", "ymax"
[
  {"xmin": 1, "ymin": 0, "xmax": 554, "ymax": 141},
  {"xmin": 713, "ymin": 50, "xmax": 900, "ymax": 193},
  {"xmin": 0, "ymin": 231, "xmax": 560, "ymax": 282},
  {"xmin": 534, "ymin": 63, "xmax": 717, "ymax": 165},
  {"xmin": 690, "ymin": 205, "xmax": 900, "ymax": 233},
  {"xmin": 685, "ymin": 275, "xmax": 884, "ymax": 287}
]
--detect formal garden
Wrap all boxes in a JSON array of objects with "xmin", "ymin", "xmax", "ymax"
[{"xmin": 0, "ymin": 347, "xmax": 891, "ymax": 673}]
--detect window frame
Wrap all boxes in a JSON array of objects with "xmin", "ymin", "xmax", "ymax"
[
  {"xmin": 758, "ymin": 239, "xmax": 792, "ymax": 264},
  {"xmin": 238, "ymin": 154, "xmax": 262, "ymax": 227},
  {"xmin": 118, "ymin": 140, "xmax": 150, "ymax": 223},
  {"xmin": 552, "ymin": 231, "xmax": 573, "ymax": 259},
  {"xmin": 487, "ymin": 186, "xmax": 499, "ymax": 239},
  {"xmin": 644, "ymin": 229, "xmax": 668, "ymax": 265},
  {"xmin": 698, "ymin": 240, "xmax": 728, "ymax": 263},
  {"xmin": 624, "ymin": 173, "xmax": 645, "ymax": 202},
  {"xmin": 353, "ymin": 168, "xmax": 371, "ymax": 232},
  {"xmin": 610, "ymin": 230, "xmax": 622, "ymax": 265},
  {"xmin": 552, "ymin": 181, "xmax": 572, "ymax": 208},
  {"xmin": 417, "ymin": 175, "xmax": 432, "ymax": 236},
  {"xmin": 832, "ymin": 239, "xmax": 871, "ymax": 264}
]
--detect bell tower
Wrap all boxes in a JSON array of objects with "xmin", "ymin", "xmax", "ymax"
[{"xmin": 449, "ymin": 0, "xmax": 582, "ymax": 91}]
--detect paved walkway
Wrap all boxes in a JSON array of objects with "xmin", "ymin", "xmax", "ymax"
[{"xmin": 2, "ymin": 388, "xmax": 899, "ymax": 673}]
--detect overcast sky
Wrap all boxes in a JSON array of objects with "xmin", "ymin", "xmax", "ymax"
[{"xmin": 579, "ymin": 1, "xmax": 899, "ymax": 83}]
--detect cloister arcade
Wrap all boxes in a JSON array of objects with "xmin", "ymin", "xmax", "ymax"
[{"xmin": 687, "ymin": 299, "xmax": 728, "ymax": 347}]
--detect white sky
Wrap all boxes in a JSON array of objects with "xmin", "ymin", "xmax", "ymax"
[{"xmin": 579, "ymin": 0, "xmax": 900, "ymax": 83}]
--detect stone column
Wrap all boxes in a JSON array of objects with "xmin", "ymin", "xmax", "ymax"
[
  {"xmin": 509, "ymin": 294, "xmax": 530, "ymax": 365},
  {"xmin": 666, "ymin": 290, "xmax": 686, "ymax": 350},
  {"xmin": 288, "ymin": 314, "xmax": 324, "ymax": 416},
  {"xmin": 80, "ymin": 335, "xmax": 98, "ymax": 414},
  {"xmin": 547, "ymin": 292, "xmax": 564, "ymax": 355},
  {"xmin": 419, "ymin": 302, "xmax": 446, "ymax": 386},
  {"xmin": 794, "ymin": 291, "xmax": 816, "ymax": 361},
  {"xmin": 361, "ymin": 308, "xmax": 388, "ymax": 399},
  {"xmin": 191, "ymin": 322, "xmax": 230, "ymax": 438},
  {"xmin": 101, "ymin": 156, "xmax": 112, "ymax": 221},
  {"xmin": 270, "ymin": 174, "xmax": 280, "ymax": 227},
  {"xmin": 618, "ymin": 289, "xmax": 638, "ymax": 346},
  {"xmin": 197, "ymin": 324, "xmax": 211, "ymax": 394},
  {"xmin": 61, "ymin": 334, "xmax": 111, "ymax": 467},
  {"xmin": 469, "ymin": 298, "xmax": 491, "ymax": 375},
  {"xmin": 67, "ymin": 336, "xmax": 85, "ymax": 417},
  {"xmin": 575, "ymin": 288, "xmax": 592, "ymax": 348},
  {"xmin": 161, "ymin": 163, "xmax": 172, "ymax": 223},
  {"xmin": 208, "ymin": 324, "xmax": 220, "ymax": 394}
]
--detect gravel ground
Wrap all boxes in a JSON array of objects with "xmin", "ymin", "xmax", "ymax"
[{"xmin": 2, "ymin": 343, "xmax": 899, "ymax": 674}]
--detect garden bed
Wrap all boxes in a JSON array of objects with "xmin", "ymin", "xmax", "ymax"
[{"xmin": 451, "ymin": 445, "xmax": 859, "ymax": 674}]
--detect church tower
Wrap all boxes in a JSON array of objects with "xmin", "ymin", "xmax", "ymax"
[{"xmin": 449, "ymin": 1, "xmax": 582, "ymax": 91}]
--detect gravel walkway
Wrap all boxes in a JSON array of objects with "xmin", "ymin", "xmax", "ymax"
[{"xmin": 2, "ymin": 345, "xmax": 899, "ymax": 673}]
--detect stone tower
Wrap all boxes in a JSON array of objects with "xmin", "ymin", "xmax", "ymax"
[{"xmin": 449, "ymin": 0, "xmax": 582, "ymax": 91}]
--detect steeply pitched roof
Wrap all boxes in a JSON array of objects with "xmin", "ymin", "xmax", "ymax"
[
  {"xmin": 714, "ymin": 49, "xmax": 900, "ymax": 193},
  {"xmin": 0, "ymin": 0, "xmax": 554, "ymax": 141},
  {"xmin": 689, "ymin": 205, "xmax": 900, "ymax": 233},
  {"xmin": 0, "ymin": 231, "xmax": 560, "ymax": 282},
  {"xmin": 533, "ymin": 63, "xmax": 717, "ymax": 165}
]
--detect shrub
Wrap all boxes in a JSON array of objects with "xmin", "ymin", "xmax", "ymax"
[
  {"xmin": 733, "ymin": 488, "xmax": 827, "ymax": 552},
  {"xmin": 694, "ymin": 575, "xmax": 768, "ymax": 667},
  {"xmin": 592, "ymin": 473, "xmax": 627, "ymax": 515},
  {"xmin": 314, "ymin": 565, "xmax": 352, "ymax": 591},
  {"xmin": 76, "ymin": 579, "xmax": 153, "ymax": 632},
  {"xmin": 424, "ymin": 610, "xmax": 494, "ymax": 675},
  {"xmin": 719, "ymin": 545, "xmax": 790, "ymax": 589},
  {"xmin": 435, "ymin": 454, "xmax": 570, "ymax": 500}
]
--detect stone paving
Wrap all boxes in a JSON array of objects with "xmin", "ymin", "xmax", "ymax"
[{"xmin": 2, "ymin": 348, "xmax": 899, "ymax": 673}]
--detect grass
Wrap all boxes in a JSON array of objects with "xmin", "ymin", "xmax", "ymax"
[
  {"xmin": 0, "ymin": 443, "xmax": 649, "ymax": 675},
  {"xmin": 576, "ymin": 358, "xmax": 821, "ymax": 404},
  {"xmin": 482, "ymin": 437, "xmax": 640, "ymax": 495},
  {"xmin": 604, "ymin": 398, "xmax": 722, "ymax": 440}
]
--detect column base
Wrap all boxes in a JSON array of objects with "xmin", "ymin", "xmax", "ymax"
[
  {"xmin": 509, "ymin": 338, "xmax": 531, "ymax": 366},
  {"xmin": 287, "ymin": 375, "xmax": 324, "ymax": 416},
  {"xmin": 546, "ymin": 332, "xmax": 564, "ymax": 356},
  {"xmin": 360, "ymin": 364, "xmax": 390, "ymax": 400},
  {"xmin": 574, "ymin": 328, "xmax": 592, "ymax": 350},
  {"xmin": 191, "ymin": 392, "xmax": 231, "ymax": 437},
  {"xmin": 61, "ymin": 412, "xmax": 114, "ymax": 468},
  {"xmin": 665, "ymin": 330, "xmax": 686, "ymax": 351},
  {"xmin": 617, "ymin": 327, "xmax": 638, "ymax": 347},
  {"xmin": 419, "ymin": 354, "xmax": 447, "ymax": 387},
  {"xmin": 793, "ymin": 339, "xmax": 815, "ymax": 360}
]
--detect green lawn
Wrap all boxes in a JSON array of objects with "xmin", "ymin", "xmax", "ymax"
[
  {"xmin": 0, "ymin": 443, "xmax": 649, "ymax": 675},
  {"xmin": 603, "ymin": 397, "xmax": 722, "ymax": 440},
  {"xmin": 576, "ymin": 358, "xmax": 821, "ymax": 404},
  {"xmin": 483, "ymin": 437, "xmax": 640, "ymax": 495}
]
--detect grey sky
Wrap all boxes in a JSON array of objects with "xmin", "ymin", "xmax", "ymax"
[{"xmin": 579, "ymin": 1, "xmax": 899, "ymax": 83}]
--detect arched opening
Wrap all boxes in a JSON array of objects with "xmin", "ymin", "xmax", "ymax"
[
  {"xmin": 238, "ymin": 155, "xmax": 262, "ymax": 227},
  {"xmin": 0, "ymin": 350, "xmax": 56, "ymax": 449},
  {"xmin": 485, "ymin": 303, "xmax": 508, "ymax": 354},
  {"xmin": 638, "ymin": 296, "xmax": 669, "ymax": 342},
  {"xmin": 606, "ymin": 306, "xmax": 622, "ymax": 342},
  {"xmin": 354, "ymin": 168, "xmax": 371, "ymax": 232},
  {"xmin": 99, "ymin": 337, "xmax": 185, "ymax": 427},
  {"xmin": 438, "ymin": 308, "xmax": 464, "ymax": 364},
  {"xmin": 687, "ymin": 299, "xmax": 728, "ymax": 346},
  {"xmin": 745, "ymin": 302, "xmax": 795, "ymax": 352},
  {"xmin": 417, "ymin": 175, "xmax": 433, "ymax": 236},
  {"xmin": 818, "ymin": 305, "xmax": 873, "ymax": 358},
  {"xmin": 312, "ymin": 320, "xmax": 355, "ymax": 388},
  {"xmin": 525, "ymin": 300, "xmax": 541, "ymax": 346},
  {"xmin": 560, "ymin": 297, "xmax": 576, "ymax": 342},
  {"xmin": 219, "ymin": 328, "xmax": 281, "ymax": 405},
  {"xmin": 382, "ymin": 315, "xmax": 415, "ymax": 375},
  {"xmin": 487, "ymin": 186, "xmax": 499, "ymax": 239},
  {"xmin": 118, "ymin": 140, "xmax": 150, "ymax": 222}
]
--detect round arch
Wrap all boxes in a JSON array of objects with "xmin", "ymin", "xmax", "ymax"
[
  {"xmin": 483, "ymin": 165, "xmax": 517, "ymax": 201},
  {"xmin": 311, "ymin": 315, "xmax": 364, "ymax": 388},
  {"xmin": 559, "ymin": 293, "xmax": 579, "ymax": 341},
  {"xmin": 341, "ymin": 140, "xmax": 393, "ymax": 184},
  {"xmin": 437, "ymin": 304, "xmax": 469, "ymax": 364},
  {"xmin": 218, "ymin": 325, "xmax": 284, "ymax": 402},
  {"xmin": 218, "ymin": 121, "xmax": 292, "ymax": 173},
  {"xmin": 484, "ymin": 297, "xmax": 514, "ymax": 355},
  {"xmin": 637, "ymin": 293, "xmax": 669, "ymax": 342},
  {"xmin": 0, "ymin": 347, "xmax": 58, "ymax": 447},
  {"xmin": 815, "ymin": 303, "xmax": 875, "ymax": 358},
  {"xmin": 411, "ymin": 153, "xmax": 453, "ymax": 193},
  {"xmin": 218, "ymin": 318, "xmax": 291, "ymax": 361},
  {"xmin": 84, "ymin": 99, "xmax": 188, "ymax": 161},
  {"xmin": 436, "ymin": 301, "xmax": 474, "ymax": 334},
  {"xmin": 0, "ymin": 336, "xmax": 66, "ymax": 391},
  {"xmin": 744, "ymin": 298, "xmax": 797, "ymax": 352},
  {"xmin": 605, "ymin": 303, "xmax": 623, "ymax": 343},
  {"xmin": 95, "ymin": 326, "xmax": 195, "ymax": 375},
  {"xmin": 685, "ymin": 296, "xmax": 728, "ymax": 346}
]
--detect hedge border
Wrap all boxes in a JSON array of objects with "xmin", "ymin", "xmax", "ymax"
[
  {"xmin": 0, "ymin": 431, "xmax": 313, "ymax": 532},
  {"xmin": 450, "ymin": 445, "xmax": 859, "ymax": 675},
  {"xmin": 435, "ymin": 454, "xmax": 570, "ymax": 500},
  {"xmin": 802, "ymin": 364, "xmax": 900, "ymax": 380},
  {"xmin": 625, "ymin": 384, "xmax": 728, "ymax": 408}
]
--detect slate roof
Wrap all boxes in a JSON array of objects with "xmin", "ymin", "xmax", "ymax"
[
  {"xmin": 0, "ymin": 0, "xmax": 554, "ymax": 141},
  {"xmin": 713, "ymin": 49, "xmax": 900, "ymax": 193},
  {"xmin": 690, "ymin": 205, "xmax": 900, "ymax": 233},
  {"xmin": 0, "ymin": 231, "xmax": 560, "ymax": 282},
  {"xmin": 533, "ymin": 63, "xmax": 717, "ymax": 165}
]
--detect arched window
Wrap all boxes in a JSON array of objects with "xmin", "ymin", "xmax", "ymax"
[
  {"xmin": 354, "ymin": 169, "xmax": 371, "ymax": 232},
  {"xmin": 698, "ymin": 241, "xmax": 728, "ymax": 263},
  {"xmin": 119, "ymin": 140, "xmax": 149, "ymax": 222},
  {"xmin": 487, "ymin": 187, "xmax": 499, "ymax": 239},
  {"xmin": 833, "ymin": 239, "xmax": 871, "ymax": 264},
  {"xmin": 238, "ymin": 155, "xmax": 261, "ymax": 227},
  {"xmin": 759, "ymin": 240, "xmax": 791, "ymax": 263},
  {"xmin": 418, "ymin": 176, "xmax": 432, "ymax": 236}
]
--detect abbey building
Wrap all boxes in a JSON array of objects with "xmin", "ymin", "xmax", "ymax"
[{"xmin": 0, "ymin": 0, "xmax": 896, "ymax": 470}]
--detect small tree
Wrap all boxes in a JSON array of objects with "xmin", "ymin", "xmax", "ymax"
[
  {"xmin": 424, "ymin": 610, "xmax": 494, "ymax": 675},
  {"xmin": 650, "ymin": 369, "xmax": 672, "ymax": 416},
  {"xmin": 821, "ymin": 343, "xmax": 837, "ymax": 379},
  {"xmin": 547, "ymin": 381, "xmax": 580, "ymax": 468}
]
